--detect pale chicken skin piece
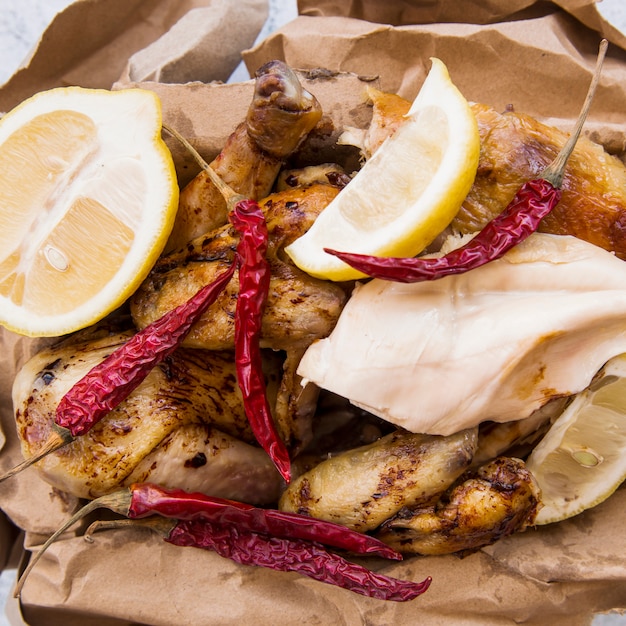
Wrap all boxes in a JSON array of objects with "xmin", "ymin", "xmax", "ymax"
[
  {"xmin": 131, "ymin": 183, "xmax": 349, "ymax": 353},
  {"xmin": 12, "ymin": 324, "xmax": 284, "ymax": 503},
  {"xmin": 166, "ymin": 59, "xmax": 323, "ymax": 252}
]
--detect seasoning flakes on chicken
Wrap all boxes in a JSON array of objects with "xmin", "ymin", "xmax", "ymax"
[
  {"xmin": 165, "ymin": 59, "xmax": 323, "ymax": 252},
  {"xmin": 12, "ymin": 324, "xmax": 284, "ymax": 504}
]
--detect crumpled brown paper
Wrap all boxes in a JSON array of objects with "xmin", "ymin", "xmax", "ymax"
[{"xmin": 1, "ymin": 0, "xmax": 626, "ymax": 624}]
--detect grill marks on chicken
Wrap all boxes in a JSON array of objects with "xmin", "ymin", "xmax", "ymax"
[
  {"xmin": 165, "ymin": 60, "xmax": 323, "ymax": 252},
  {"xmin": 12, "ymin": 326, "xmax": 283, "ymax": 503},
  {"xmin": 279, "ymin": 428, "xmax": 478, "ymax": 533},
  {"xmin": 376, "ymin": 457, "xmax": 540, "ymax": 555},
  {"xmin": 131, "ymin": 183, "xmax": 348, "ymax": 352}
]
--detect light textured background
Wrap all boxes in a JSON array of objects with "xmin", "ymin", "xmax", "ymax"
[{"xmin": 0, "ymin": 0, "xmax": 625, "ymax": 624}]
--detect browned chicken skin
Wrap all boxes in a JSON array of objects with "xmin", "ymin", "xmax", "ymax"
[
  {"xmin": 131, "ymin": 183, "xmax": 348, "ymax": 353},
  {"xmin": 12, "ymin": 324, "xmax": 285, "ymax": 503},
  {"xmin": 165, "ymin": 60, "xmax": 323, "ymax": 252},
  {"xmin": 349, "ymin": 89, "xmax": 626, "ymax": 259},
  {"xmin": 279, "ymin": 428, "xmax": 478, "ymax": 533},
  {"xmin": 376, "ymin": 457, "xmax": 541, "ymax": 555}
]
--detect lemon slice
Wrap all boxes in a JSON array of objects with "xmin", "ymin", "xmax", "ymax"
[
  {"xmin": 284, "ymin": 58, "xmax": 480, "ymax": 281},
  {"xmin": 526, "ymin": 353, "xmax": 626, "ymax": 525},
  {"xmin": 0, "ymin": 87, "xmax": 179, "ymax": 337}
]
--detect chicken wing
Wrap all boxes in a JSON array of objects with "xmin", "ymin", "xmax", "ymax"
[
  {"xmin": 279, "ymin": 427, "xmax": 478, "ymax": 532},
  {"xmin": 131, "ymin": 182, "xmax": 348, "ymax": 352},
  {"xmin": 12, "ymin": 323, "xmax": 283, "ymax": 503},
  {"xmin": 165, "ymin": 60, "xmax": 323, "ymax": 251},
  {"xmin": 375, "ymin": 457, "xmax": 540, "ymax": 555},
  {"xmin": 344, "ymin": 89, "xmax": 626, "ymax": 259}
]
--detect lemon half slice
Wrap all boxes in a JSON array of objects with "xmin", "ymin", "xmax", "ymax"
[
  {"xmin": 527, "ymin": 353, "xmax": 626, "ymax": 525},
  {"xmin": 285, "ymin": 58, "xmax": 480, "ymax": 281},
  {"xmin": 0, "ymin": 87, "xmax": 179, "ymax": 337}
]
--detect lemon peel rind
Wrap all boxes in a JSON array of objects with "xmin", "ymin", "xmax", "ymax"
[{"xmin": 0, "ymin": 87, "xmax": 179, "ymax": 338}]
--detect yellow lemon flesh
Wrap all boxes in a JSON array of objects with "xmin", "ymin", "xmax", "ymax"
[
  {"xmin": 0, "ymin": 87, "xmax": 178, "ymax": 337},
  {"xmin": 526, "ymin": 353, "xmax": 626, "ymax": 525},
  {"xmin": 285, "ymin": 58, "xmax": 480, "ymax": 282}
]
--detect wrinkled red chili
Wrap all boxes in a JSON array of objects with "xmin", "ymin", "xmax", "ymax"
[
  {"xmin": 56, "ymin": 264, "xmax": 236, "ymax": 437},
  {"xmin": 16, "ymin": 482, "xmax": 433, "ymax": 601},
  {"xmin": 167, "ymin": 518, "xmax": 431, "ymax": 601},
  {"xmin": 326, "ymin": 40, "xmax": 606, "ymax": 284},
  {"xmin": 325, "ymin": 180, "xmax": 560, "ymax": 283},
  {"xmin": 229, "ymin": 198, "xmax": 292, "ymax": 483}
]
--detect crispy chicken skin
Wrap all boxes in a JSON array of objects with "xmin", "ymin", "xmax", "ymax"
[
  {"xmin": 348, "ymin": 89, "xmax": 626, "ymax": 258},
  {"xmin": 12, "ymin": 324, "xmax": 283, "ymax": 503},
  {"xmin": 376, "ymin": 457, "xmax": 541, "ymax": 555},
  {"xmin": 279, "ymin": 427, "xmax": 478, "ymax": 532},
  {"xmin": 131, "ymin": 183, "xmax": 348, "ymax": 352},
  {"xmin": 166, "ymin": 60, "xmax": 323, "ymax": 252}
]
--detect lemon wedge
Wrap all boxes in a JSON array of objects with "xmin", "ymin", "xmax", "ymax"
[
  {"xmin": 0, "ymin": 87, "xmax": 179, "ymax": 337},
  {"xmin": 526, "ymin": 353, "xmax": 626, "ymax": 525},
  {"xmin": 284, "ymin": 58, "xmax": 480, "ymax": 281}
]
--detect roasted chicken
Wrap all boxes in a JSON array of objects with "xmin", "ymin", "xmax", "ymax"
[
  {"xmin": 165, "ymin": 60, "xmax": 323, "ymax": 251},
  {"xmin": 12, "ymin": 323, "xmax": 286, "ymax": 503},
  {"xmin": 131, "ymin": 182, "xmax": 349, "ymax": 353},
  {"xmin": 344, "ymin": 88, "xmax": 626, "ymax": 259},
  {"xmin": 279, "ymin": 427, "xmax": 478, "ymax": 532}
]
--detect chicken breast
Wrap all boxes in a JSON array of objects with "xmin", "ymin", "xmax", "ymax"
[{"xmin": 297, "ymin": 233, "xmax": 626, "ymax": 436}]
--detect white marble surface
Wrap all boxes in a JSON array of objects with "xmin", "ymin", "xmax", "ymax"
[{"xmin": 0, "ymin": 0, "xmax": 626, "ymax": 625}]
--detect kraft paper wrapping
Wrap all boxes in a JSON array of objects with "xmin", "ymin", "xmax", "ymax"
[{"xmin": 0, "ymin": 1, "xmax": 626, "ymax": 624}]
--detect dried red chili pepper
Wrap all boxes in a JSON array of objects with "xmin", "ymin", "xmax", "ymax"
[
  {"xmin": 126, "ymin": 482, "xmax": 400, "ymax": 559},
  {"xmin": 166, "ymin": 518, "xmax": 431, "ymax": 601},
  {"xmin": 325, "ymin": 40, "xmax": 607, "ymax": 284},
  {"xmin": 15, "ymin": 482, "xmax": 432, "ymax": 602},
  {"xmin": 0, "ymin": 264, "xmax": 235, "ymax": 483},
  {"xmin": 325, "ymin": 179, "xmax": 560, "ymax": 282},
  {"xmin": 56, "ymin": 264, "xmax": 236, "ymax": 436},
  {"xmin": 229, "ymin": 199, "xmax": 292, "ymax": 483},
  {"xmin": 163, "ymin": 124, "xmax": 292, "ymax": 483}
]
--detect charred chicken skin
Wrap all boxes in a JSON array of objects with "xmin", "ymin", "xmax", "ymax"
[
  {"xmin": 376, "ymin": 457, "xmax": 541, "ymax": 556},
  {"xmin": 165, "ymin": 59, "xmax": 323, "ymax": 252}
]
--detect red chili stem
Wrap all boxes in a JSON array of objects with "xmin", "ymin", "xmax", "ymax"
[
  {"xmin": 127, "ymin": 482, "xmax": 401, "ymax": 560},
  {"xmin": 55, "ymin": 263, "xmax": 236, "ymax": 437},
  {"xmin": 229, "ymin": 199, "xmax": 292, "ymax": 483},
  {"xmin": 326, "ymin": 180, "xmax": 561, "ymax": 282},
  {"xmin": 167, "ymin": 518, "xmax": 431, "ymax": 602}
]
